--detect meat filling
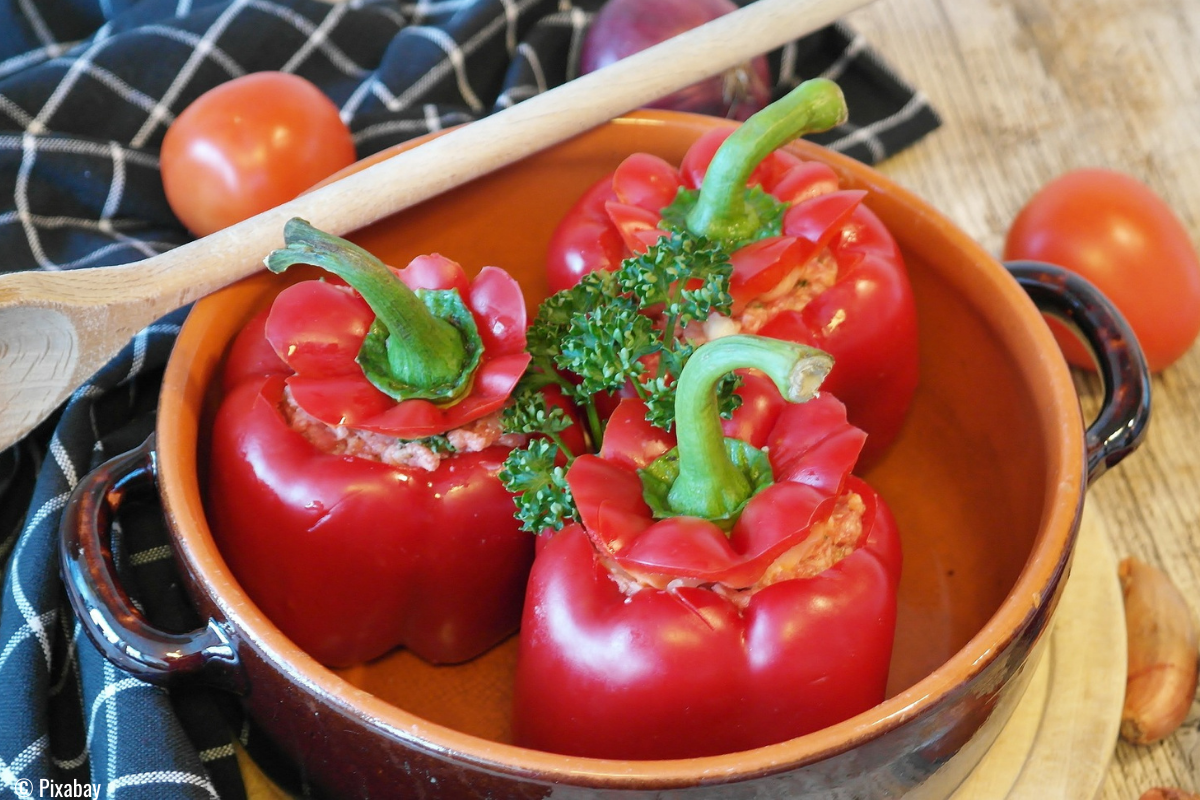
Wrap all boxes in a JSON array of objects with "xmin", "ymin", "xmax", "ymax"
[
  {"xmin": 686, "ymin": 250, "xmax": 840, "ymax": 342},
  {"xmin": 604, "ymin": 490, "xmax": 867, "ymax": 607},
  {"xmin": 280, "ymin": 386, "xmax": 523, "ymax": 471},
  {"xmin": 752, "ymin": 491, "xmax": 865, "ymax": 590}
]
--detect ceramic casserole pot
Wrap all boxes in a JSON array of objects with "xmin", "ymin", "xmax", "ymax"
[{"xmin": 61, "ymin": 110, "xmax": 1150, "ymax": 799}]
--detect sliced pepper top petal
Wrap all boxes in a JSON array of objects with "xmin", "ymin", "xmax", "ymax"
[
  {"xmin": 612, "ymin": 152, "xmax": 682, "ymax": 210},
  {"xmin": 766, "ymin": 392, "xmax": 867, "ymax": 490},
  {"xmin": 597, "ymin": 397, "xmax": 674, "ymax": 470},
  {"xmin": 263, "ymin": 218, "xmax": 529, "ymax": 438}
]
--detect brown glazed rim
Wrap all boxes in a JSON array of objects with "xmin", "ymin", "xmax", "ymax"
[{"xmin": 157, "ymin": 111, "xmax": 1084, "ymax": 788}]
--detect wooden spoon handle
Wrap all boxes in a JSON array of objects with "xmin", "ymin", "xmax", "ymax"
[{"xmin": 0, "ymin": 0, "xmax": 873, "ymax": 451}]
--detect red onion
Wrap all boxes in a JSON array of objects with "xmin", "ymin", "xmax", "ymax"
[{"xmin": 580, "ymin": 0, "xmax": 773, "ymax": 121}]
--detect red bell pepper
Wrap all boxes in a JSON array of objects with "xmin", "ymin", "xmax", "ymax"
[
  {"xmin": 207, "ymin": 219, "xmax": 550, "ymax": 667},
  {"xmin": 510, "ymin": 335, "xmax": 902, "ymax": 759},
  {"xmin": 545, "ymin": 78, "xmax": 919, "ymax": 466}
]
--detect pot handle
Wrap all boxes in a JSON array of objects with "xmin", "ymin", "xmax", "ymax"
[
  {"xmin": 1006, "ymin": 260, "xmax": 1151, "ymax": 485},
  {"xmin": 60, "ymin": 433, "xmax": 245, "ymax": 694}
]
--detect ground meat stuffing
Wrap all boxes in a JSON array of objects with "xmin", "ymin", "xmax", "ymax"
[
  {"xmin": 606, "ymin": 491, "xmax": 867, "ymax": 606},
  {"xmin": 280, "ymin": 386, "xmax": 523, "ymax": 471},
  {"xmin": 753, "ymin": 491, "xmax": 865, "ymax": 590},
  {"xmin": 685, "ymin": 250, "xmax": 840, "ymax": 344}
]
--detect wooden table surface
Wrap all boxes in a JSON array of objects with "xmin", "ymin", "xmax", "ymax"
[{"xmin": 844, "ymin": 0, "xmax": 1200, "ymax": 797}]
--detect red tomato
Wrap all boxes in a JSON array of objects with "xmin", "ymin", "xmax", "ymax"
[
  {"xmin": 160, "ymin": 72, "xmax": 356, "ymax": 237},
  {"xmin": 1004, "ymin": 168, "xmax": 1200, "ymax": 372}
]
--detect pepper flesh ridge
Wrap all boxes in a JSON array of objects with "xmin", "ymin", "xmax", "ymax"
[
  {"xmin": 280, "ymin": 386, "xmax": 524, "ymax": 471},
  {"xmin": 602, "ymin": 490, "xmax": 866, "ymax": 606}
]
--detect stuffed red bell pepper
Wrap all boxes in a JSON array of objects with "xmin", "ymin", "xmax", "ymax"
[
  {"xmin": 207, "ymin": 218, "xmax": 560, "ymax": 667},
  {"xmin": 546, "ymin": 78, "xmax": 919, "ymax": 466},
  {"xmin": 508, "ymin": 334, "xmax": 902, "ymax": 759}
]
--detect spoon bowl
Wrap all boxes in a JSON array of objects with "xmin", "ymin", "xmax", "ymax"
[{"xmin": 0, "ymin": 304, "xmax": 78, "ymax": 431}]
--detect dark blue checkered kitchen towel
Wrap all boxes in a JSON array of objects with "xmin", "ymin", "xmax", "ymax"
[{"xmin": 0, "ymin": 1, "xmax": 939, "ymax": 797}]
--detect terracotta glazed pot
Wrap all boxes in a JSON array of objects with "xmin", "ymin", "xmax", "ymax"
[{"xmin": 61, "ymin": 111, "xmax": 1150, "ymax": 799}]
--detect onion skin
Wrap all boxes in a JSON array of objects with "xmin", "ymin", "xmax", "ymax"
[{"xmin": 581, "ymin": 0, "xmax": 773, "ymax": 120}]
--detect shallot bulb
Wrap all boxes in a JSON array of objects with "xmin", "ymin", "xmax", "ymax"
[{"xmin": 581, "ymin": 0, "xmax": 773, "ymax": 120}]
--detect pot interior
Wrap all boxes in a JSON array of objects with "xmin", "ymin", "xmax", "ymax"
[{"xmin": 177, "ymin": 112, "xmax": 1075, "ymax": 749}]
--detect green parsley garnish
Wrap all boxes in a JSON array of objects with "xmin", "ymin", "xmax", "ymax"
[
  {"xmin": 519, "ymin": 230, "xmax": 738, "ymax": 439},
  {"xmin": 499, "ymin": 230, "xmax": 744, "ymax": 533},
  {"xmin": 410, "ymin": 434, "xmax": 456, "ymax": 455},
  {"xmin": 497, "ymin": 439, "xmax": 577, "ymax": 533}
]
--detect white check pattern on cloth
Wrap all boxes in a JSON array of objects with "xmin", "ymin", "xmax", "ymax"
[
  {"xmin": 0, "ymin": 0, "xmax": 938, "ymax": 797},
  {"xmin": 0, "ymin": 312, "xmax": 206, "ymax": 800}
]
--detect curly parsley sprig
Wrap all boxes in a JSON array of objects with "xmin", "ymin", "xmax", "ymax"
[
  {"xmin": 497, "ymin": 439, "xmax": 577, "ymax": 533},
  {"xmin": 499, "ymin": 230, "xmax": 743, "ymax": 533},
  {"xmin": 500, "ymin": 384, "xmax": 575, "ymax": 459}
]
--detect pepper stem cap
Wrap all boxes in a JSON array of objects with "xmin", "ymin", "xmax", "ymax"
[
  {"xmin": 660, "ymin": 335, "xmax": 834, "ymax": 522},
  {"xmin": 685, "ymin": 78, "xmax": 848, "ymax": 245},
  {"xmin": 266, "ymin": 218, "xmax": 479, "ymax": 403}
]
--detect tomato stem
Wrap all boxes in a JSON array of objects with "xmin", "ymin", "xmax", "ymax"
[
  {"xmin": 686, "ymin": 78, "xmax": 847, "ymax": 244},
  {"xmin": 666, "ymin": 335, "xmax": 833, "ymax": 520},
  {"xmin": 266, "ymin": 218, "xmax": 473, "ymax": 400}
]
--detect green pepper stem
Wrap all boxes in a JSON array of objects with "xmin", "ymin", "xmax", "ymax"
[
  {"xmin": 685, "ymin": 78, "xmax": 848, "ymax": 244},
  {"xmin": 266, "ymin": 218, "xmax": 467, "ymax": 391},
  {"xmin": 584, "ymin": 400, "xmax": 604, "ymax": 451},
  {"xmin": 667, "ymin": 335, "xmax": 834, "ymax": 520}
]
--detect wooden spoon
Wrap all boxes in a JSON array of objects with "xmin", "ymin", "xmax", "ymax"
[{"xmin": 0, "ymin": 0, "xmax": 873, "ymax": 451}]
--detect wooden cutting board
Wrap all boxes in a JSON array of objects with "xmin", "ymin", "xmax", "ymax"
[
  {"xmin": 953, "ymin": 501, "xmax": 1126, "ymax": 800},
  {"xmin": 238, "ymin": 501, "xmax": 1126, "ymax": 800}
]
